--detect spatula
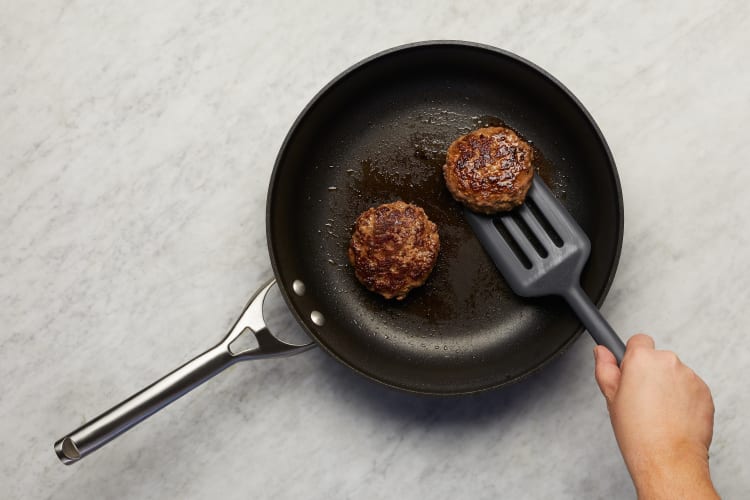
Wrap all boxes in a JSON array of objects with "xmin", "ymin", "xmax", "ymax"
[{"xmin": 464, "ymin": 174, "xmax": 626, "ymax": 363}]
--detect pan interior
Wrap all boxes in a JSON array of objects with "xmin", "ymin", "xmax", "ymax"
[{"xmin": 268, "ymin": 44, "xmax": 622, "ymax": 394}]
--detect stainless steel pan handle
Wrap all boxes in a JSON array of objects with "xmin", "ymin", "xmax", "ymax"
[{"xmin": 54, "ymin": 279, "xmax": 314, "ymax": 465}]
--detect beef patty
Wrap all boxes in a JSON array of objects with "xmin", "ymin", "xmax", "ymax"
[
  {"xmin": 443, "ymin": 126, "xmax": 534, "ymax": 213},
  {"xmin": 348, "ymin": 201, "xmax": 440, "ymax": 300}
]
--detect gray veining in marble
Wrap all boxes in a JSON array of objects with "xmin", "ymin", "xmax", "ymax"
[{"xmin": 2, "ymin": 1, "xmax": 749, "ymax": 498}]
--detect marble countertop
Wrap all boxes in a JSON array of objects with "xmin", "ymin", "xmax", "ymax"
[{"xmin": 2, "ymin": 1, "xmax": 749, "ymax": 498}]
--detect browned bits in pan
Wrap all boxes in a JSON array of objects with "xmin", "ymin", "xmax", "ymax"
[
  {"xmin": 348, "ymin": 201, "xmax": 440, "ymax": 300},
  {"xmin": 443, "ymin": 126, "xmax": 535, "ymax": 213}
]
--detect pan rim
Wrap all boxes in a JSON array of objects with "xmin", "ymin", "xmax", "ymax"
[{"xmin": 266, "ymin": 40, "xmax": 624, "ymax": 396}]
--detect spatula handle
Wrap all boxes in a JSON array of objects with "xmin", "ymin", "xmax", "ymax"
[{"xmin": 563, "ymin": 284, "xmax": 626, "ymax": 364}]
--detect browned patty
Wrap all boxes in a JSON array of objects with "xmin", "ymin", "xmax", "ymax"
[
  {"xmin": 348, "ymin": 201, "xmax": 440, "ymax": 300},
  {"xmin": 443, "ymin": 126, "xmax": 534, "ymax": 213}
]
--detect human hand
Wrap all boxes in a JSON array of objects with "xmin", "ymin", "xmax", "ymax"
[{"xmin": 594, "ymin": 334, "xmax": 718, "ymax": 499}]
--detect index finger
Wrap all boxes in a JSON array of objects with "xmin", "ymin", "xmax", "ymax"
[{"xmin": 627, "ymin": 333, "xmax": 655, "ymax": 351}]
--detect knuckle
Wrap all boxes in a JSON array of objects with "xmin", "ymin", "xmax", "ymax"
[
  {"xmin": 660, "ymin": 350, "xmax": 681, "ymax": 366},
  {"xmin": 624, "ymin": 346, "xmax": 647, "ymax": 364}
]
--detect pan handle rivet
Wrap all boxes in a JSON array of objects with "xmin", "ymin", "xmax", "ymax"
[
  {"xmin": 292, "ymin": 280, "xmax": 306, "ymax": 296},
  {"xmin": 310, "ymin": 310, "xmax": 325, "ymax": 326}
]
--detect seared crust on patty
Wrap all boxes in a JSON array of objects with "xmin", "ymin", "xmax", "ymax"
[
  {"xmin": 348, "ymin": 201, "xmax": 440, "ymax": 300},
  {"xmin": 443, "ymin": 126, "xmax": 534, "ymax": 213}
]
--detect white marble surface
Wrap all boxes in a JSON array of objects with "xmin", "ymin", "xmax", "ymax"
[{"xmin": 2, "ymin": 1, "xmax": 749, "ymax": 498}]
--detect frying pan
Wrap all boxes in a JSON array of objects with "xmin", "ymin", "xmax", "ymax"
[{"xmin": 55, "ymin": 41, "xmax": 623, "ymax": 464}]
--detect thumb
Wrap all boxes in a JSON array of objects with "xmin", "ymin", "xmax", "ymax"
[{"xmin": 594, "ymin": 345, "xmax": 621, "ymax": 404}]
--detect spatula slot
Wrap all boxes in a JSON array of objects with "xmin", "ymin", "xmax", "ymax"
[
  {"xmin": 512, "ymin": 211, "xmax": 549, "ymax": 258},
  {"xmin": 526, "ymin": 197, "xmax": 564, "ymax": 247},
  {"xmin": 492, "ymin": 217, "xmax": 533, "ymax": 269}
]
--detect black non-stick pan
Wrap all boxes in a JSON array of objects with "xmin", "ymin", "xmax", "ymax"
[{"xmin": 55, "ymin": 41, "xmax": 623, "ymax": 464}]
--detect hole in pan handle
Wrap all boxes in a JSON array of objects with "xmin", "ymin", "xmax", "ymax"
[{"xmin": 53, "ymin": 279, "xmax": 316, "ymax": 465}]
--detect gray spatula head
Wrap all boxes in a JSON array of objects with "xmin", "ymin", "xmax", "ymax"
[{"xmin": 465, "ymin": 174, "xmax": 626, "ymax": 362}]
